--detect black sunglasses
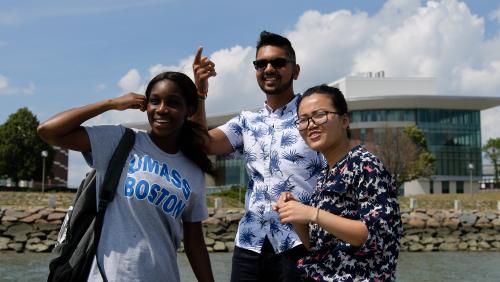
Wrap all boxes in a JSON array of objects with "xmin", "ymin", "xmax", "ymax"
[{"xmin": 252, "ymin": 58, "xmax": 294, "ymax": 70}]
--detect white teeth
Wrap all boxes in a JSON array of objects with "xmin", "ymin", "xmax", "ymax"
[{"xmin": 155, "ymin": 119, "xmax": 170, "ymax": 123}]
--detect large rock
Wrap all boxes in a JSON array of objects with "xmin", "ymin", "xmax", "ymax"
[
  {"xmin": 47, "ymin": 212, "xmax": 66, "ymax": 221},
  {"xmin": 438, "ymin": 243, "xmax": 457, "ymax": 251},
  {"xmin": 485, "ymin": 212, "xmax": 498, "ymax": 220},
  {"xmin": 225, "ymin": 242, "xmax": 235, "ymax": 252},
  {"xmin": 4, "ymin": 223, "xmax": 33, "ymax": 237},
  {"xmin": 25, "ymin": 243, "xmax": 49, "ymax": 252},
  {"xmin": 490, "ymin": 219, "xmax": 500, "ymax": 229},
  {"xmin": 426, "ymin": 218, "xmax": 440, "ymax": 228},
  {"xmin": 0, "ymin": 237, "xmax": 11, "ymax": 250},
  {"xmin": 204, "ymin": 237, "xmax": 215, "ymax": 246},
  {"xmin": 478, "ymin": 241, "xmax": 491, "ymax": 250},
  {"xmin": 420, "ymin": 236, "xmax": 436, "ymax": 244},
  {"xmin": 225, "ymin": 213, "xmax": 243, "ymax": 223},
  {"xmin": 203, "ymin": 217, "xmax": 222, "ymax": 226},
  {"xmin": 458, "ymin": 242, "xmax": 469, "ymax": 250},
  {"xmin": 474, "ymin": 217, "xmax": 492, "ymax": 228},
  {"xmin": 20, "ymin": 213, "xmax": 42, "ymax": 223},
  {"xmin": 1, "ymin": 216, "xmax": 18, "ymax": 222},
  {"xmin": 408, "ymin": 243, "xmax": 424, "ymax": 251},
  {"xmin": 404, "ymin": 235, "xmax": 420, "ymax": 242},
  {"xmin": 213, "ymin": 241, "xmax": 226, "ymax": 251},
  {"xmin": 442, "ymin": 218, "xmax": 460, "ymax": 229},
  {"xmin": 444, "ymin": 236, "xmax": 460, "ymax": 243},
  {"xmin": 407, "ymin": 218, "xmax": 426, "ymax": 229},
  {"xmin": 423, "ymin": 244, "xmax": 435, "ymax": 252},
  {"xmin": 467, "ymin": 240, "xmax": 478, "ymax": 247},
  {"xmin": 410, "ymin": 211, "xmax": 430, "ymax": 220},
  {"xmin": 4, "ymin": 210, "xmax": 32, "ymax": 219},
  {"xmin": 8, "ymin": 242, "xmax": 24, "ymax": 252}
]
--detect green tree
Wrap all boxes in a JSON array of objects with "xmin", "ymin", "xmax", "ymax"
[
  {"xmin": 373, "ymin": 125, "xmax": 436, "ymax": 187},
  {"xmin": 482, "ymin": 138, "xmax": 500, "ymax": 184},
  {"xmin": 0, "ymin": 107, "xmax": 54, "ymax": 182},
  {"xmin": 404, "ymin": 125, "xmax": 436, "ymax": 180}
]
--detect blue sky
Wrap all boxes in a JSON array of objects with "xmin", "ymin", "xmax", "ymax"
[{"xmin": 1, "ymin": 0, "xmax": 500, "ymax": 187}]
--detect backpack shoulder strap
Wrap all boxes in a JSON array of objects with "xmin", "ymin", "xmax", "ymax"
[
  {"xmin": 94, "ymin": 127, "xmax": 135, "ymax": 282},
  {"xmin": 98, "ymin": 127, "xmax": 135, "ymax": 207}
]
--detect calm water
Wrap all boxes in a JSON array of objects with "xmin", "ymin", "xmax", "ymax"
[{"xmin": 1, "ymin": 251, "xmax": 499, "ymax": 281}]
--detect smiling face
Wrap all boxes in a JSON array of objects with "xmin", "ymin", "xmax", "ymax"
[
  {"xmin": 255, "ymin": 45, "xmax": 299, "ymax": 96},
  {"xmin": 297, "ymin": 93, "xmax": 350, "ymax": 155},
  {"xmin": 146, "ymin": 79, "xmax": 189, "ymax": 151}
]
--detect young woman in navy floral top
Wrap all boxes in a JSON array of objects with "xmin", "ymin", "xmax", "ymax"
[{"xmin": 274, "ymin": 85, "xmax": 403, "ymax": 281}]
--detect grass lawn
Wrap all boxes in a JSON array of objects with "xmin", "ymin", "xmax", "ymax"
[
  {"xmin": 398, "ymin": 189, "xmax": 500, "ymax": 210},
  {"xmin": 1, "ymin": 189, "xmax": 499, "ymax": 210}
]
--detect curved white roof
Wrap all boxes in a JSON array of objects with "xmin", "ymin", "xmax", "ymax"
[{"xmin": 348, "ymin": 95, "xmax": 500, "ymax": 111}]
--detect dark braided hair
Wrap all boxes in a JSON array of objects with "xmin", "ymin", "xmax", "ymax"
[{"xmin": 145, "ymin": 71, "xmax": 216, "ymax": 175}]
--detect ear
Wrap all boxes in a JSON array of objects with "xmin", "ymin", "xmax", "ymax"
[
  {"xmin": 342, "ymin": 114, "xmax": 350, "ymax": 129},
  {"xmin": 293, "ymin": 64, "xmax": 300, "ymax": 80}
]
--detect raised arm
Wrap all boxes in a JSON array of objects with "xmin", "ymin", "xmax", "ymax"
[
  {"xmin": 190, "ymin": 46, "xmax": 234, "ymax": 156},
  {"xmin": 37, "ymin": 93, "xmax": 146, "ymax": 152}
]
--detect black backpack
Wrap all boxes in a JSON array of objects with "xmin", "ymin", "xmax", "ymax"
[{"xmin": 48, "ymin": 128, "xmax": 135, "ymax": 282}]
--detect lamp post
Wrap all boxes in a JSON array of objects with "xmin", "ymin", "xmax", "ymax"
[
  {"xmin": 468, "ymin": 162, "xmax": 474, "ymax": 194},
  {"xmin": 492, "ymin": 147, "xmax": 498, "ymax": 185},
  {"xmin": 41, "ymin": 150, "xmax": 48, "ymax": 192}
]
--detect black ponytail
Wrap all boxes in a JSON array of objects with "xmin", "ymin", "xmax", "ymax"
[
  {"xmin": 179, "ymin": 120, "xmax": 216, "ymax": 176},
  {"xmin": 145, "ymin": 71, "xmax": 216, "ymax": 175}
]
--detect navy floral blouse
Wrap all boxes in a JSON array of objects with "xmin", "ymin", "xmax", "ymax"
[{"xmin": 298, "ymin": 145, "xmax": 403, "ymax": 281}]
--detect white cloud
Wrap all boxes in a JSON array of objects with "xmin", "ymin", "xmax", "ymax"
[
  {"xmin": 0, "ymin": 74, "xmax": 36, "ymax": 95},
  {"xmin": 113, "ymin": 0, "xmax": 500, "ymax": 133},
  {"xmin": 68, "ymin": 0, "xmax": 500, "ymax": 185},
  {"xmin": 117, "ymin": 68, "xmax": 142, "ymax": 93},
  {"xmin": 95, "ymin": 83, "xmax": 106, "ymax": 92},
  {"xmin": 489, "ymin": 7, "xmax": 500, "ymax": 23},
  {"xmin": 0, "ymin": 75, "xmax": 8, "ymax": 89},
  {"xmin": 459, "ymin": 60, "xmax": 500, "ymax": 94}
]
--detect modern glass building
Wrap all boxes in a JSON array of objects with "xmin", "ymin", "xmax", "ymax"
[
  {"xmin": 130, "ymin": 75, "xmax": 500, "ymax": 195},
  {"xmin": 330, "ymin": 75, "xmax": 500, "ymax": 195}
]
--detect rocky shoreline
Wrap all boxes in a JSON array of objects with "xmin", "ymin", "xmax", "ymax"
[{"xmin": 1, "ymin": 206, "xmax": 500, "ymax": 253}]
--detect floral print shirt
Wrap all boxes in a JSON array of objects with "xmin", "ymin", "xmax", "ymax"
[
  {"xmin": 298, "ymin": 145, "xmax": 403, "ymax": 281},
  {"xmin": 218, "ymin": 95, "xmax": 324, "ymax": 254}
]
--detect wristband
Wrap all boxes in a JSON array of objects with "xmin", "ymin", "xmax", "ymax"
[
  {"xmin": 314, "ymin": 208, "xmax": 320, "ymax": 224},
  {"xmin": 198, "ymin": 95, "xmax": 206, "ymax": 102}
]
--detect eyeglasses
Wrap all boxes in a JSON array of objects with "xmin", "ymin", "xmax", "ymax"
[
  {"xmin": 295, "ymin": 111, "xmax": 340, "ymax": 131},
  {"xmin": 252, "ymin": 58, "xmax": 294, "ymax": 70}
]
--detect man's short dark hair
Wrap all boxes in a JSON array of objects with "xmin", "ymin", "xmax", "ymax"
[{"xmin": 256, "ymin": 31, "xmax": 296, "ymax": 61}]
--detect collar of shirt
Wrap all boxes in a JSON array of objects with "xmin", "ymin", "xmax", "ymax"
[{"xmin": 263, "ymin": 94, "xmax": 300, "ymax": 118}]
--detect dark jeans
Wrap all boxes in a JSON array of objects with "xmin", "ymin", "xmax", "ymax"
[{"xmin": 230, "ymin": 237, "xmax": 307, "ymax": 282}]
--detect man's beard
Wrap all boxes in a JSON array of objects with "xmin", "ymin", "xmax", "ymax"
[{"xmin": 259, "ymin": 75, "xmax": 294, "ymax": 95}]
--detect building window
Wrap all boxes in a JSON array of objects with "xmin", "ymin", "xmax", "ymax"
[
  {"xmin": 456, "ymin": 181, "xmax": 464, "ymax": 194},
  {"xmin": 442, "ymin": 181, "xmax": 450, "ymax": 194}
]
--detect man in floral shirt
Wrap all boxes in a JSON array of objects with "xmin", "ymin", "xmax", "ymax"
[{"xmin": 192, "ymin": 31, "xmax": 324, "ymax": 281}]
